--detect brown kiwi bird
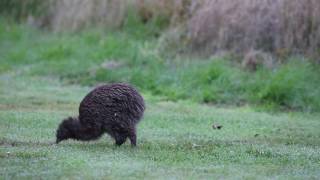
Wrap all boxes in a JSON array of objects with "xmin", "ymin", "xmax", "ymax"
[{"xmin": 56, "ymin": 83, "xmax": 145, "ymax": 146}]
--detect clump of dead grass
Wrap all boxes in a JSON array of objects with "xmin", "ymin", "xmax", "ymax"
[
  {"xmin": 187, "ymin": 0, "xmax": 320, "ymax": 60},
  {"xmin": 3, "ymin": 0, "xmax": 319, "ymax": 60},
  {"xmin": 49, "ymin": 0, "xmax": 126, "ymax": 32}
]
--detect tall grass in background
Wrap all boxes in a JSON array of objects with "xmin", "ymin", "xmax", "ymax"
[
  {"xmin": 1, "ymin": 1, "xmax": 320, "ymax": 111},
  {"xmin": 1, "ymin": 0, "xmax": 319, "ymax": 60},
  {"xmin": 187, "ymin": 0, "xmax": 320, "ymax": 61},
  {"xmin": 50, "ymin": 0, "xmax": 126, "ymax": 32},
  {"xmin": 0, "ymin": 0, "xmax": 49, "ymax": 21}
]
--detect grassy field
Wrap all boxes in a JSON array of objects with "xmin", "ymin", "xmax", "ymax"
[
  {"xmin": 1, "ymin": 72, "xmax": 320, "ymax": 179},
  {"xmin": 0, "ymin": 20, "xmax": 320, "ymax": 179}
]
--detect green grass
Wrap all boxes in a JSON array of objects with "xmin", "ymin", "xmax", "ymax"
[
  {"xmin": 1, "ymin": 19, "xmax": 320, "ymax": 111},
  {"xmin": 0, "ymin": 19, "xmax": 320, "ymax": 179},
  {"xmin": 1, "ymin": 75, "xmax": 320, "ymax": 179},
  {"xmin": 1, "ymin": 20, "xmax": 320, "ymax": 111}
]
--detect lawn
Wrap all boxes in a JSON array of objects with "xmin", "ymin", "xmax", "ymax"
[
  {"xmin": 1, "ymin": 74, "xmax": 320, "ymax": 179},
  {"xmin": 0, "ymin": 20, "xmax": 320, "ymax": 179}
]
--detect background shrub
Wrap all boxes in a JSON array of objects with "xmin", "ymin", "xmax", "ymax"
[{"xmin": 187, "ymin": 0, "xmax": 320, "ymax": 61}]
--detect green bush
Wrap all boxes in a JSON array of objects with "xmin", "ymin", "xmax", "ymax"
[{"xmin": 253, "ymin": 60, "xmax": 320, "ymax": 111}]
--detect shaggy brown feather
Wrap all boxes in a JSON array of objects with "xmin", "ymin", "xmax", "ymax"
[{"xmin": 56, "ymin": 83, "xmax": 145, "ymax": 146}]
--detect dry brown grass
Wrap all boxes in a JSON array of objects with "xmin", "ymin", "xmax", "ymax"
[
  {"xmin": 48, "ymin": 0, "xmax": 126, "ymax": 32},
  {"xmin": 41, "ymin": 0, "xmax": 188, "ymax": 32},
  {"xmin": 5, "ymin": 0, "xmax": 319, "ymax": 59},
  {"xmin": 48, "ymin": 0, "xmax": 196, "ymax": 31},
  {"xmin": 187, "ymin": 0, "xmax": 320, "ymax": 60},
  {"xmin": 134, "ymin": 0, "xmax": 200, "ymax": 25}
]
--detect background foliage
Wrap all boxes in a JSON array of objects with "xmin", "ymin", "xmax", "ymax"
[{"xmin": 0, "ymin": 0, "xmax": 320, "ymax": 111}]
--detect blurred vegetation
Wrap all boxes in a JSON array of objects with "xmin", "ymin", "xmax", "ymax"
[
  {"xmin": 1, "ymin": 18, "xmax": 320, "ymax": 112},
  {"xmin": 1, "ymin": 0, "xmax": 320, "ymax": 59},
  {"xmin": 0, "ymin": 0, "xmax": 320, "ymax": 111},
  {"xmin": 0, "ymin": 0, "xmax": 49, "ymax": 21}
]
